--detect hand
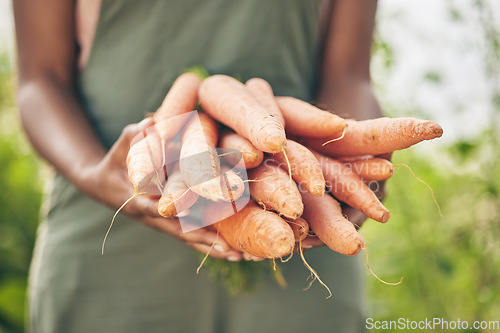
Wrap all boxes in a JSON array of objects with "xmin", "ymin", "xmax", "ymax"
[
  {"xmin": 300, "ymin": 235, "xmax": 325, "ymax": 250},
  {"xmin": 343, "ymin": 152, "xmax": 391, "ymax": 228},
  {"xmin": 141, "ymin": 216, "xmax": 244, "ymax": 261},
  {"xmin": 78, "ymin": 118, "xmax": 160, "ymax": 217},
  {"xmin": 77, "ymin": 118, "xmax": 243, "ymax": 261}
]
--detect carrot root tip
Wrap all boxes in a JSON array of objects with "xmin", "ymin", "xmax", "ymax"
[
  {"xmin": 102, "ymin": 192, "xmax": 143, "ymax": 255},
  {"xmin": 363, "ymin": 245, "xmax": 403, "ymax": 286}
]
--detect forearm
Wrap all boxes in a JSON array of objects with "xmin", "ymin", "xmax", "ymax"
[
  {"xmin": 316, "ymin": 78, "xmax": 383, "ymax": 121},
  {"xmin": 317, "ymin": 0, "xmax": 380, "ymax": 121},
  {"xmin": 18, "ymin": 77, "xmax": 106, "ymax": 189}
]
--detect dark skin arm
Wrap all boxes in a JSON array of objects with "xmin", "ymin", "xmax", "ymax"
[
  {"xmin": 318, "ymin": 0, "xmax": 381, "ymax": 120},
  {"xmin": 13, "ymin": 0, "xmax": 242, "ymax": 261},
  {"xmin": 302, "ymin": 0, "xmax": 384, "ymax": 248}
]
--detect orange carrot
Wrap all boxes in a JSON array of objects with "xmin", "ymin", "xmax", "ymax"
[
  {"xmin": 248, "ymin": 161, "xmax": 304, "ymax": 219},
  {"xmin": 219, "ymin": 166, "xmax": 246, "ymax": 203},
  {"xmin": 207, "ymin": 201, "xmax": 295, "ymax": 259},
  {"xmin": 245, "ymin": 78, "xmax": 285, "ymax": 126},
  {"xmin": 154, "ymin": 72, "xmax": 202, "ymax": 126},
  {"xmin": 314, "ymin": 151, "xmax": 390, "ymax": 223},
  {"xmin": 306, "ymin": 117, "xmax": 443, "ymax": 157},
  {"xmin": 151, "ymin": 73, "xmax": 202, "ymax": 153},
  {"xmin": 276, "ymin": 96, "xmax": 347, "ymax": 137},
  {"xmin": 272, "ymin": 140, "xmax": 325, "ymax": 196},
  {"xmin": 126, "ymin": 130, "xmax": 164, "ymax": 193},
  {"xmin": 127, "ymin": 73, "xmax": 200, "ymax": 193},
  {"xmin": 199, "ymin": 75, "xmax": 286, "ymax": 153},
  {"xmin": 301, "ymin": 191, "xmax": 365, "ymax": 256},
  {"xmin": 344, "ymin": 157, "xmax": 394, "ymax": 181},
  {"xmin": 158, "ymin": 169, "xmax": 199, "ymax": 218},
  {"xmin": 179, "ymin": 112, "xmax": 244, "ymax": 202},
  {"xmin": 219, "ymin": 132, "xmax": 264, "ymax": 169},
  {"xmin": 285, "ymin": 217, "xmax": 309, "ymax": 243}
]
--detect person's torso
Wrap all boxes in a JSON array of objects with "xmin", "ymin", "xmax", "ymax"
[
  {"xmin": 29, "ymin": 3, "xmax": 367, "ymax": 332},
  {"xmin": 76, "ymin": 0, "xmax": 327, "ymax": 148}
]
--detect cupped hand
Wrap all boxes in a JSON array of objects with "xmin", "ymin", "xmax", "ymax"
[
  {"xmin": 141, "ymin": 216, "xmax": 243, "ymax": 261},
  {"xmin": 78, "ymin": 118, "xmax": 243, "ymax": 261},
  {"xmin": 79, "ymin": 118, "xmax": 160, "ymax": 217}
]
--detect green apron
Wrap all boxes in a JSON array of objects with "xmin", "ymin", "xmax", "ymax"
[{"xmin": 28, "ymin": 1, "xmax": 366, "ymax": 332}]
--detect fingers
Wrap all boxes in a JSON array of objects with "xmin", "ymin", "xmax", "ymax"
[
  {"xmin": 142, "ymin": 216, "xmax": 244, "ymax": 261},
  {"xmin": 187, "ymin": 242, "xmax": 242, "ymax": 261},
  {"xmin": 300, "ymin": 237, "xmax": 325, "ymax": 249},
  {"xmin": 109, "ymin": 118, "xmax": 155, "ymax": 162},
  {"xmin": 342, "ymin": 205, "xmax": 367, "ymax": 229},
  {"xmin": 376, "ymin": 152, "xmax": 393, "ymax": 161},
  {"xmin": 242, "ymin": 252, "xmax": 265, "ymax": 262},
  {"xmin": 134, "ymin": 195, "xmax": 161, "ymax": 218},
  {"xmin": 183, "ymin": 229, "xmax": 243, "ymax": 260}
]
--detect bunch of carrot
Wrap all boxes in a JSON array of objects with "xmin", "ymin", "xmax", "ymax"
[{"xmin": 124, "ymin": 72, "xmax": 443, "ymax": 288}]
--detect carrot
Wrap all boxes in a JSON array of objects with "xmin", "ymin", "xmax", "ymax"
[
  {"xmin": 127, "ymin": 73, "xmax": 201, "ymax": 193},
  {"xmin": 285, "ymin": 217, "xmax": 309, "ymax": 243},
  {"xmin": 301, "ymin": 191, "xmax": 365, "ymax": 256},
  {"xmin": 199, "ymin": 75, "xmax": 286, "ymax": 153},
  {"xmin": 154, "ymin": 72, "xmax": 202, "ymax": 126},
  {"xmin": 157, "ymin": 168, "xmax": 199, "ymax": 218},
  {"xmin": 314, "ymin": 151, "xmax": 390, "ymax": 223},
  {"xmin": 245, "ymin": 78, "xmax": 285, "ymax": 126},
  {"xmin": 306, "ymin": 117, "xmax": 443, "ymax": 157},
  {"xmin": 275, "ymin": 96, "xmax": 347, "ymax": 137},
  {"xmin": 344, "ymin": 157, "xmax": 394, "ymax": 181},
  {"xmin": 219, "ymin": 166, "xmax": 246, "ymax": 203},
  {"xmin": 207, "ymin": 201, "xmax": 295, "ymax": 259},
  {"xmin": 272, "ymin": 140, "xmax": 325, "ymax": 196},
  {"xmin": 248, "ymin": 161, "xmax": 304, "ymax": 219},
  {"xmin": 179, "ymin": 112, "xmax": 244, "ymax": 202},
  {"xmin": 152, "ymin": 73, "xmax": 202, "ymax": 156},
  {"xmin": 219, "ymin": 132, "xmax": 264, "ymax": 169},
  {"xmin": 158, "ymin": 172, "xmax": 198, "ymax": 218},
  {"xmin": 126, "ymin": 129, "xmax": 164, "ymax": 193}
]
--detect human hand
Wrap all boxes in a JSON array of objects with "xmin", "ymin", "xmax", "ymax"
[
  {"xmin": 141, "ymin": 216, "xmax": 244, "ymax": 261},
  {"xmin": 78, "ymin": 118, "xmax": 160, "ymax": 217},
  {"xmin": 77, "ymin": 118, "xmax": 243, "ymax": 260}
]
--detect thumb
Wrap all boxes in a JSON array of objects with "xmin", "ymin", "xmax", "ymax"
[
  {"xmin": 110, "ymin": 118, "xmax": 155, "ymax": 159},
  {"xmin": 123, "ymin": 118, "xmax": 155, "ymax": 147}
]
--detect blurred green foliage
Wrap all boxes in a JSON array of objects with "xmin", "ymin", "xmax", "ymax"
[
  {"xmin": 0, "ymin": 55, "xmax": 43, "ymax": 333},
  {"xmin": 364, "ymin": 1, "xmax": 500, "ymax": 331},
  {"xmin": 363, "ymin": 144, "xmax": 500, "ymax": 331}
]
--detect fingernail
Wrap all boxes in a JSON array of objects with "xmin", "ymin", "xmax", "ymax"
[
  {"xmin": 137, "ymin": 118, "xmax": 153, "ymax": 130},
  {"xmin": 302, "ymin": 245, "xmax": 313, "ymax": 249},
  {"xmin": 214, "ymin": 245, "xmax": 224, "ymax": 253},
  {"xmin": 227, "ymin": 255, "xmax": 240, "ymax": 262}
]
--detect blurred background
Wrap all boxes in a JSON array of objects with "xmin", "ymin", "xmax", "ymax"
[{"xmin": 0, "ymin": 0, "xmax": 499, "ymax": 332}]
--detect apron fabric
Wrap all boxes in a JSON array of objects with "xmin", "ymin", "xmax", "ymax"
[{"xmin": 28, "ymin": 1, "xmax": 366, "ymax": 332}]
